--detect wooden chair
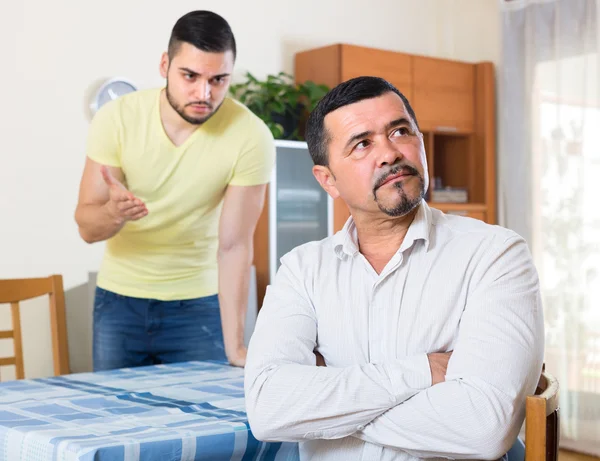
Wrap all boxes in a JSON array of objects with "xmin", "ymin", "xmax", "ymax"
[
  {"xmin": 525, "ymin": 366, "xmax": 559, "ymax": 461},
  {"xmin": 0, "ymin": 275, "xmax": 70, "ymax": 379}
]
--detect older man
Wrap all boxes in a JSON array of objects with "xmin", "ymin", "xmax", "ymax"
[{"xmin": 245, "ymin": 76, "xmax": 544, "ymax": 460}]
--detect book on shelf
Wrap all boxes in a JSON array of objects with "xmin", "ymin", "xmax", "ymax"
[{"xmin": 431, "ymin": 187, "xmax": 468, "ymax": 203}]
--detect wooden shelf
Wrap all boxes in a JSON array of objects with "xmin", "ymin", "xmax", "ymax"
[
  {"xmin": 424, "ymin": 129, "xmax": 473, "ymax": 136},
  {"xmin": 428, "ymin": 202, "xmax": 487, "ymax": 211}
]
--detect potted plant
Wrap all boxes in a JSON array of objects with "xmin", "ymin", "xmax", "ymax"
[{"xmin": 229, "ymin": 71, "xmax": 329, "ymax": 140}]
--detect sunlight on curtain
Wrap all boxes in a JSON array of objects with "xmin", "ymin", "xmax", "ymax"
[
  {"xmin": 534, "ymin": 52, "xmax": 600, "ymax": 454},
  {"xmin": 501, "ymin": 0, "xmax": 600, "ymax": 455}
]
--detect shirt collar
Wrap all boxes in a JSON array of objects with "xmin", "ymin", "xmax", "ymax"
[
  {"xmin": 333, "ymin": 216, "xmax": 360, "ymax": 258},
  {"xmin": 333, "ymin": 199, "xmax": 432, "ymax": 259},
  {"xmin": 401, "ymin": 199, "xmax": 432, "ymax": 253}
]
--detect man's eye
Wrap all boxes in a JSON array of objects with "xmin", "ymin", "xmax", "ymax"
[
  {"xmin": 392, "ymin": 127, "xmax": 411, "ymax": 137},
  {"xmin": 356, "ymin": 140, "xmax": 370, "ymax": 150}
]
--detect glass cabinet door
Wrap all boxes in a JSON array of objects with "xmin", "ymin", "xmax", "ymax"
[{"xmin": 270, "ymin": 141, "xmax": 333, "ymax": 278}]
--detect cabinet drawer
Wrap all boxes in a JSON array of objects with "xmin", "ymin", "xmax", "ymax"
[
  {"xmin": 341, "ymin": 45, "xmax": 413, "ymax": 100},
  {"xmin": 412, "ymin": 56, "xmax": 475, "ymax": 133}
]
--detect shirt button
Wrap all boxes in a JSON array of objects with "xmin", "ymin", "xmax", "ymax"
[
  {"xmin": 389, "ymin": 396, "xmax": 397, "ymax": 403},
  {"xmin": 357, "ymin": 425, "xmax": 365, "ymax": 431}
]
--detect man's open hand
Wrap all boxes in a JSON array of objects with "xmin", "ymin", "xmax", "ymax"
[{"xmin": 101, "ymin": 166, "xmax": 148, "ymax": 224}]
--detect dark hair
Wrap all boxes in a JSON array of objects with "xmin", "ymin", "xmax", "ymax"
[
  {"xmin": 168, "ymin": 11, "xmax": 236, "ymax": 60},
  {"xmin": 305, "ymin": 76, "xmax": 419, "ymax": 167}
]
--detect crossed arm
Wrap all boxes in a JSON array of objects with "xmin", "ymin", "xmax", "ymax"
[{"xmin": 244, "ymin": 236, "xmax": 545, "ymax": 460}]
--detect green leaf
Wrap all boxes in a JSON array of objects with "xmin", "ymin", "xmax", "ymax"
[
  {"xmin": 271, "ymin": 100, "xmax": 286, "ymax": 114},
  {"xmin": 227, "ymin": 71, "xmax": 330, "ymax": 136}
]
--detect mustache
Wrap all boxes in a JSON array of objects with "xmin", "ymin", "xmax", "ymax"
[
  {"xmin": 186, "ymin": 101, "xmax": 213, "ymax": 109},
  {"xmin": 373, "ymin": 163, "xmax": 421, "ymax": 191}
]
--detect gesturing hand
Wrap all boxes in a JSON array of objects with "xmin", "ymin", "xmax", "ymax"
[
  {"xmin": 101, "ymin": 166, "xmax": 148, "ymax": 223},
  {"xmin": 227, "ymin": 346, "xmax": 247, "ymax": 368}
]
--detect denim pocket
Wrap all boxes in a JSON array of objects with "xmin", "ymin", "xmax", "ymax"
[{"xmin": 93, "ymin": 288, "xmax": 119, "ymax": 313}]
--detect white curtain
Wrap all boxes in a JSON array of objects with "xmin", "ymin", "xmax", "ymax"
[{"xmin": 500, "ymin": 0, "xmax": 600, "ymax": 455}]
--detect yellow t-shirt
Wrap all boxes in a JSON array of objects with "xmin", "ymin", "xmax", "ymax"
[{"xmin": 86, "ymin": 88, "xmax": 275, "ymax": 300}]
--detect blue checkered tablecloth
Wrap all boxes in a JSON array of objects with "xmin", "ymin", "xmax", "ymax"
[{"xmin": 0, "ymin": 361, "xmax": 299, "ymax": 461}]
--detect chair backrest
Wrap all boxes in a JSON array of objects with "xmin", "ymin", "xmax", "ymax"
[
  {"xmin": 0, "ymin": 275, "xmax": 70, "ymax": 379},
  {"xmin": 525, "ymin": 367, "xmax": 559, "ymax": 461}
]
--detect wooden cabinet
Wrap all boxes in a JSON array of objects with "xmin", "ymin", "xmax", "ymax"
[
  {"xmin": 412, "ymin": 56, "xmax": 475, "ymax": 133},
  {"xmin": 294, "ymin": 43, "xmax": 496, "ymax": 229},
  {"xmin": 341, "ymin": 46, "xmax": 413, "ymax": 101}
]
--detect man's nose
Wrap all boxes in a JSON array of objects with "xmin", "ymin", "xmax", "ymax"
[
  {"xmin": 194, "ymin": 81, "xmax": 211, "ymax": 100},
  {"xmin": 376, "ymin": 142, "xmax": 404, "ymax": 168}
]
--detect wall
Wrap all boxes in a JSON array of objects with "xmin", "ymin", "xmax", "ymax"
[{"xmin": 0, "ymin": 0, "xmax": 500, "ymax": 378}]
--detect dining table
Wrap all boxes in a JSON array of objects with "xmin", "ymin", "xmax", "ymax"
[{"xmin": 0, "ymin": 360, "xmax": 299, "ymax": 460}]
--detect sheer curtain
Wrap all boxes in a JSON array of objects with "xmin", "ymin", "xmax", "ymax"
[{"xmin": 500, "ymin": 0, "xmax": 600, "ymax": 455}]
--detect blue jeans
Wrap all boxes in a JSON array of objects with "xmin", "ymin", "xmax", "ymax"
[
  {"xmin": 93, "ymin": 287, "xmax": 227, "ymax": 371},
  {"xmin": 507, "ymin": 437, "xmax": 525, "ymax": 461}
]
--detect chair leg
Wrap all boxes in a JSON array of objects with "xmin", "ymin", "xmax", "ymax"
[
  {"xmin": 49, "ymin": 275, "xmax": 70, "ymax": 375},
  {"xmin": 10, "ymin": 302, "xmax": 25, "ymax": 380}
]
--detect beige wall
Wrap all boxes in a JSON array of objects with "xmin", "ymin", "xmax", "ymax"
[{"xmin": 0, "ymin": 0, "xmax": 500, "ymax": 379}]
